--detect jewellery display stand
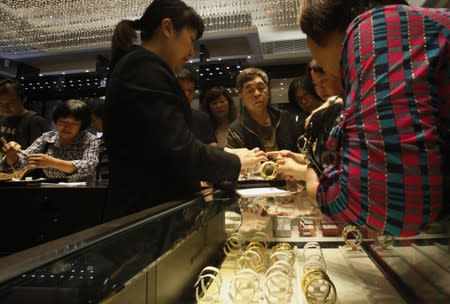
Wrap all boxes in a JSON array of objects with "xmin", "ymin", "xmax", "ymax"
[{"xmin": 196, "ymin": 245, "xmax": 411, "ymax": 304}]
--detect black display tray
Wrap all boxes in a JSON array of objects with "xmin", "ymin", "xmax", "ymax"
[{"xmin": 236, "ymin": 179, "xmax": 286, "ymax": 189}]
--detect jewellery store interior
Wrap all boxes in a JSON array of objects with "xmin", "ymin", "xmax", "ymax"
[{"xmin": 0, "ymin": 0, "xmax": 449, "ymax": 303}]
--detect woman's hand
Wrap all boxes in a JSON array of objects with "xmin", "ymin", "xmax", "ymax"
[
  {"xmin": 225, "ymin": 147, "xmax": 268, "ymax": 170},
  {"xmin": 26, "ymin": 153, "xmax": 77, "ymax": 174},
  {"xmin": 267, "ymin": 150, "xmax": 306, "ymax": 164},
  {"xmin": 276, "ymin": 157, "xmax": 307, "ymax": 181},
  {"xmin": 2, "ymin": 141, "xmax": 21, "ymax": 166},
  {"xmin": 26, "ymin": 153, "xmax": 57, "ymax": 169}
]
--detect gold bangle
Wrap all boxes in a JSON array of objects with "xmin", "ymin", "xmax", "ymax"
[
  {"xmin": 259, "ymin": 160, "xmax": 278, "ymax": 180},
  {"xmin": 303, "ymin": 270, "xmax": 336, "ymax": 304},
  {"xmin": 342, "ymin": 225, "xmax": 362, "ymax": 248},
  {"xmin": 272, "ymin": 242, "xmax": 292, "ymax": 252}
]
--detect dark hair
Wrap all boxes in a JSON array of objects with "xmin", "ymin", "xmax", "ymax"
[
  {"xmin": 0, "ymin": 78, "xmax": 26, "ymax": 102},
  {"xmin": 110, "ymin": 0, "xmax": 204, "ymax": 70},
  {"xmin": 288, "ymin": 75, "xmax": 320, "ymax": 109},
  {"xmin": 299, "ymin": 0, "xmax": 409, "ymax": 46},
  {"xmin": 175, "ymin": 66, "xmax": 197, "ymax": 83},
  {"xmin": 203, "ymin": 86, "xmax": 238, "ymax": 125},
  {"xmin": 90, "ymin": 100, "xmax": 105, "ymax": 119},
  {"xmin": 53, "ymin": 99, "xmax": 91, "ymax": 130},
  {"xmin": 236, "ymin": 67, "xmax": 269, "ymax": 92},
  {"xmin": 110, "ymin": 20, "xmax": 138, "ymax": 71}
]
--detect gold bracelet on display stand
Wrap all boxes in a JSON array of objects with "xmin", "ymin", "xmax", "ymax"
[
  {"xmin": 302, "ymin": 268, "xmax": 336, "ymax": 304},
  {"xmin": 342, "ymin": 225, "xmax": 362, "ymax": 250}
]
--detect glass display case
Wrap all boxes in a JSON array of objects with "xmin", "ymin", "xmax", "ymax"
[{"xmin": 0, "ymin": 187, "xmax": 448, "ymax": 304}]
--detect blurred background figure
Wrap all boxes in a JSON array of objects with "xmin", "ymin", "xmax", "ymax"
[
  {"xmin": 89, "ymin": 100, "xmax": 109, "ymax": 182},
  {"xmin": 0, "ymin": 79, "xmax": 49, "ymax": 150},
  {"xmin": 286, "ymin": 76, "xmax": 322, "ymax": 135},
  {"xmin": 176, "ymin": 66, "xmax": 217, "ymax": 146},
  {"xmin": 203, "ymin": 86, "xmax": 238, "ymax": 148}
]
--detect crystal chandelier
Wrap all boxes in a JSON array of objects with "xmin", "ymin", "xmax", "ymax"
[{"xmin": 0, "ymin": 0, "xmax": 299, "ymax": 56}]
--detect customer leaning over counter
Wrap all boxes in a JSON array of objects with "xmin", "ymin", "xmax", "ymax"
[{"xmin": 298, "ymin": 0, "xmax": 449, "ymax": 236}]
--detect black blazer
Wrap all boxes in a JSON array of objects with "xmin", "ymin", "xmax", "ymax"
[{"xmin": 104, "ymin": 46, "xmax": 240, "ymax": 218}]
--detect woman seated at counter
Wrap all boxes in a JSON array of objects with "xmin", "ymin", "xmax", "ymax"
[{"xmin": 2, "ymin": 99, "xmax": 99, "ymax": 182}]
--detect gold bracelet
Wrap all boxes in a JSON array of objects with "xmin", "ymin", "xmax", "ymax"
[
  {"xmin": 302, "ymin": 270, "xmax": 336, "ymax": 304},
  {"xmin": 272, "ymin": 242, "xmax": 292, "ymax": 252},
  {"xmin": 342, "ymin": 225, "xmax": 362, "ymax": 248},
  {"xmin": 259, "ymin": 160, "xmax": 278, "ymax": 180}
]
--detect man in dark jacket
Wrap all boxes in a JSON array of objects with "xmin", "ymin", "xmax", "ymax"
[
  {"xmin": 176, "ymin": 67, "xmax": 217, "ymax": 145},
  {"xmin": 226, "ymin": 67, "xmax": 299, "ymax": 152},
  {"xmin": 0, "ymin": 79, "xmax": 49, "ymax": 149}
]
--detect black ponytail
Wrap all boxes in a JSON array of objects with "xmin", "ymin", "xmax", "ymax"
[{"xmin": 110, "ymin": 20, "xmax": 138, "ymax": 71}]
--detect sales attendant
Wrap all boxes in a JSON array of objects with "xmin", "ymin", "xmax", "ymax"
[{"xmin": 104, "ymin": 0, "xmax": 266, "ymax": 219}]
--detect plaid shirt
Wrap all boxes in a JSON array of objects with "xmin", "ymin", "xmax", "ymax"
[
  {"xmin": 317, "ymin": 5, "xmax": 450, "ymax": 236},
  {"xmin": 18, "ymin": 130, "xmax": 99, "ymax": 182}
]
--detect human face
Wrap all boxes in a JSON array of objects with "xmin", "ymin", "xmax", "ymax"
[
  {"xmin": 55, "ymin": 117, "xmax": 81, "ymax": 144},
  {"xmin": 306, "ymin": 32, "xmax": 344, "ymax": 84},
  {"xmin": 311, "ymin": 71, "xmax": 342, "ymax": 101},
  {"xmin": 164, "ymin": 23, "xmax": 197, "ymax": 72},
  {"xmin": 209, "ymin": 95, "xmax": 229, "ymax": 120},
  {"xmin": 239, "ymin": 76, "xmax": 269, "ymax": 115},
  {"xmin": 0, "ymin": 93, "xmax": 24, "ymax": 117},
  {"xmin": 295, "ymin": 87, "xmax": 322, "ymax": 113},
  {"xmin": 178, "ymin": 79, "xmax": 195, "ymax": 104},
  {"xmin": 90, "ymin": 115, "xmax": 103, "ymax": 132}
]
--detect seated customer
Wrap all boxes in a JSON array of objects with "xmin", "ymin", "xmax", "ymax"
[
  {"xmin": 3, "ymin": 99, "xmax": 99, "ymax": 182},
  {"xmin": 176, "ymin": 67, "xmax": 217, "ymax": 145},
  {"xmin": 0, "ymin": 79, "xmax": 49, "ymax": 149},
  {"xmin": 203, "ymin": 86, "xmax": 238, "ymax": 148},
  {"xmin": 226, "ymin": 67, "xmax": 299, "ymax": 152}
]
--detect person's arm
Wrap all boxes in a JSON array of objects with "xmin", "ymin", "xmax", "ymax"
[
  {"xmin": 65, "ymin": 135, "xmax": 99, "ymax": 181},
  {"xmin": 305, "ymin": 166, "xmax": 320, "ymax": 204},
  {"xmin": 27, "ymin": 154, "xmax": 77, "ymax": 174}
]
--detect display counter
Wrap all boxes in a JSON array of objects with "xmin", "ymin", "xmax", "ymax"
[
  {"xmin": 0, "ymin": 183, "xmax": 108, "ymax": 255},
  {"xmin": 0, "ymin": 188, "xmax": 236, "ymax": 304},
  {"xmin": 0, "ymin": 186, "xmax": 448, "ymax": 304}
]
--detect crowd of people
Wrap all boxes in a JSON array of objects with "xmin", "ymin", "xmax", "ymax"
[{"xmin": 1, "ymin": 0, "xmax": 448, "ymax": 236}]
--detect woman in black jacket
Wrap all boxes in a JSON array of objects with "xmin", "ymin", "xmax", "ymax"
[{"xmin": 104, "ymin": 0, "xmax": 266, "ymax": 218}]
